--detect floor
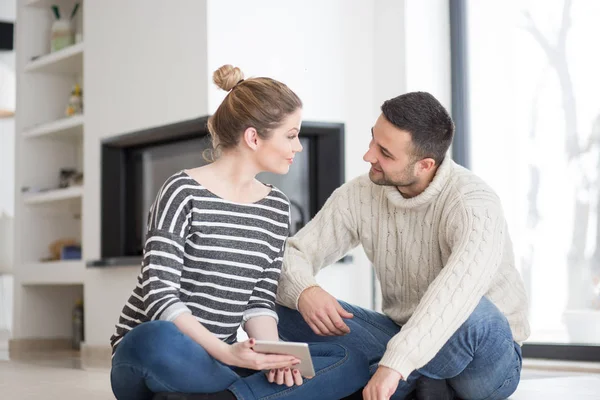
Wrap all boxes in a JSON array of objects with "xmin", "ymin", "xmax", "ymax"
[{"xmin": 1, "ymin": 338, "xmax": 600, "ymax": 399}]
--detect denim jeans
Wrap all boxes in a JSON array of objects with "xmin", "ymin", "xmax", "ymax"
[
  {"xmin": 277, "ymin": 297, "xmax": 522, "ymax": 400},
  {"xmin": 110, "ymin": 320, "xmax": 369, "ymax": 400}
]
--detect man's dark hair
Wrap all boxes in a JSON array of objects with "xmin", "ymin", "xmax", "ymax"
[{"xmin": 381, "ymin": 92, "xmax": 454, "ymax": 165}]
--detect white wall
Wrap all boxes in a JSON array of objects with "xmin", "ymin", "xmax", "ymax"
[{"xmin": 404, "ymin": 0, "xmax": 452, "ymax": 111}]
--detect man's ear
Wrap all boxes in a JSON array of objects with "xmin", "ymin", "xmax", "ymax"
[
  {"xmin": 416, "ymin": 158, "xmax": 436, "ymax": 175},
  {"xmin": 243, "ymin": 127, "xmax": 259, "ymax": 150}
]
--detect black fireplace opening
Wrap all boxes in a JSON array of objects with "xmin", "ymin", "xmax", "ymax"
[{"xmin": 90, "ymin": 116, "xmax": 345, "ymax": 267}]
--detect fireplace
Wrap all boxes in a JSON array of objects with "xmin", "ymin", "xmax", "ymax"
[{"xmin": 89, "ymin": 116, "xmax": 345, "ymax": 267}]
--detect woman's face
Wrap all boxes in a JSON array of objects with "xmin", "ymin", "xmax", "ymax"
[{"xmin": 255, "ymin": 108, "xmax": 303, "ymax": 175}]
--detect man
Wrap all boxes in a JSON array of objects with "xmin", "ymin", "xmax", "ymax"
[{"xmin": 275, "ymin": 92, "xmax": 530, "ymax": 400}]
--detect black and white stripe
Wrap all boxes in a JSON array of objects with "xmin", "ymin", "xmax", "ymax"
[{"xmin": 110, "ymin": 171, "xmax": 290, "ymax": 351}]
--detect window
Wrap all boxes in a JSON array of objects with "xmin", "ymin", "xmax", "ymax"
[{"xmin": 453, "ymin": 0, "xmax": 600, "ymax": 353}]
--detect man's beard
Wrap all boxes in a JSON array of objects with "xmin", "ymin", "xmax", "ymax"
[{"xmin": 368, "ymin": 164, "xmax": 418, "ymax": 187}]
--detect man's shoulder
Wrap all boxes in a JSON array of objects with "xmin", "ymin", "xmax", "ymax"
[
  {"xmin": 333, "ymin": 174, "xmax": 375, "ymax": 193},
  {"xmin": 335, "ymin": 174, "xmax": 383, "ymax": 200},
  {"xmin": 445, "ymin": 162, "xmax": 502, "ymax": 206}
]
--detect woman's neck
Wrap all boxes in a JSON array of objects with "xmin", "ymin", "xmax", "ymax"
[
  {"xmin": 210, "ymin": 154, "xmax": 258, "ymax": 189},
  {"xmin": 192, "ymin": 153, "xmax": 269, "ymax": 203}
]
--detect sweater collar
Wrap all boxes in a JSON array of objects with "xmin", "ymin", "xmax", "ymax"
[{"xmin": 382, "ymin": 157, "xmax": 454, "ymax": 209}]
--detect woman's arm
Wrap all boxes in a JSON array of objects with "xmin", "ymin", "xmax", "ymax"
[
  {"xmin": 172, "ymin": 313, "xmax": 231, "ymax": 361},
  {"xmin": 173, "ymin": 313, "xmax": 298, "ymax": 370},
  {"xmin": 243, "ymin": 315, "xmax": 279, "ymax": 341}
]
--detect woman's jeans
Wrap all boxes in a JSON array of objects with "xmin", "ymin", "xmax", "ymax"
[
  {"xmin": 110, "ymin": 321, "xmax": 369, "ymax": 400},
  {"xmin": 277, "ymin": 297, "xmax": 522, "ymax": 400}
]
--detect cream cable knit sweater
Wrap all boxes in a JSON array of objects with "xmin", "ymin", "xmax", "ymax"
[{"xmin": 276, "ymin": 158, "xmax": 530, "ymax": 379}]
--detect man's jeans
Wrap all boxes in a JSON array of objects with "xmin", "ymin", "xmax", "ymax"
[
  {"xmin": 277, "ymin": 297, "xmax": 522, "ymax": 400},
  {"xmin": 110, "ymin": 321, "xmax": 369, "ymax": 400}
]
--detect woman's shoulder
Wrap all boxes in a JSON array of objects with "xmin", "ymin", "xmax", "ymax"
[
  {"xmin": 263, "ymin": 185, "xmax": 291, "ymax": 208},
  {"xmin": 159, "ymin": 170, "xmax": 203, "ymax": 196},
  {"xmin": 152, "ymin": 171, "xmax": 206, "ymax": 213}
]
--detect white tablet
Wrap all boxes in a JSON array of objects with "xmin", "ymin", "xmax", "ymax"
[{"xmin": 252, "ymin": 340, "xmax": 315, "ymax": 377}]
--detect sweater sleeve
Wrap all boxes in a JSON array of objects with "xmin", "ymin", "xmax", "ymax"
[
  {"xmin": 378, "ymin": 194, "xmax": 507, "ymax": 379},
  {"xmin": 276, "ymin": 181, "xmax": 361, "ymax": 309},
  {"xmin": 141, "ymin": 176, "xmax": 193, "ymax": 322}
]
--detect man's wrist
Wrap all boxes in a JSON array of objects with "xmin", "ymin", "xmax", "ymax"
[
  {"xmin": 379, "ymin": 365, "xmax": 403, "ymax": 381},
  {"xmin": 299, "ymin": 284, "xmax": 321, "ymax": 297}
]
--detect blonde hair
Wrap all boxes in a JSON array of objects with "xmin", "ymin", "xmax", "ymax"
[{"xmin": 205, "ymin": 65, "xmax": 302, "ymax": 161}]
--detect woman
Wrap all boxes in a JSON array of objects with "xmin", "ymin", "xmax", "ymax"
[{"xmin": 110, "ymin": 65, "xmax": 368, "ymax": 400}]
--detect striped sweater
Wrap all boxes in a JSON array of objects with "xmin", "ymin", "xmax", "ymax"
[{"xmin": 110, "ymin": 171, "xmax": 290, "ymax": 352}]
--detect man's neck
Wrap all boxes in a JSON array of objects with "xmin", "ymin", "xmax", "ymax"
[{"xmin": 397, "ymin": 166, "xmax": 439, "ymax": 199}]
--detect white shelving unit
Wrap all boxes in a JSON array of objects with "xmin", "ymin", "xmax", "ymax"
[
  {"xmin": 12, "ymin": 0, "xmax": 86, "ymax": 353},
  {"xmin": 22, "ymin": 115, "xmax": 83, "ymax": 140},
  {"xmin": 24, "ymin": 42, "xmax": 83, "ymax": 74},
  {"xmin": 23, "ymin": 186, "xmax": 83, "ymax": 205},
  {"xmin": 20, "ymin": 260, "xmax": 85, "ymax": 285}
]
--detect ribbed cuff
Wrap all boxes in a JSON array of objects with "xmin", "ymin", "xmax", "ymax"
[
  {"xmin": 284, "ymin": 275, "xmax": 320, "ymax": 310},
  {"xmin": 161, "ymin": 302, "xmax": 192, "ymax": 322},
  {"xmin": 378, "ymin": 349, "xmax": 417, "ymax": 381},
  {"xmin": 242, "ymin": 308, "xmax": 279, "ymax": 329}
]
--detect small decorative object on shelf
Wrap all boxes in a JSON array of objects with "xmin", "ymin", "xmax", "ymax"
[
  {"xmin": 59, "ymin": 168, "xmax": 83, "ymax": 188},
  {"xmin": 72, "ymin": 299, "xmax": 84, "ymax": 350},
  {"xmin": 50, "ymin": 3, "xmax": 80, "ymax": 53},
  {"xmin": 61, "ymin": 245, "xmax": 82, "ymax": 260},
  {"xmin": 65, "ymin": 83, "xmax": 83, "ymax": 116},
  {"xmin": 0, "ymin": 109, "xmax": 14, "ymax": 119},
  {"xmin": 41, "ymin": 238, "xmax": 80, "ymax": 262},
  {"xmin": 50, "ymin": 19, "xmax": 73, "ymax": 53}
]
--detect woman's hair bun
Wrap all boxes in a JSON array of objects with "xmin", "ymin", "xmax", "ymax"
[{"xmin": 213, "ymin": 64, "xmax": 245, "ymax": 92}]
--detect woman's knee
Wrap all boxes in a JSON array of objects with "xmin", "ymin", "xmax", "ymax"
[
  {"xmin": 111, "ymin": 362, "xmax": 154, "ymax": 400},
  {"xmin": 114, "ymin": 321, "xmax": 186, "ymax": 367}
]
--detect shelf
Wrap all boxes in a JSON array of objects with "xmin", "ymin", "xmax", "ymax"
[
  {"xmin": 25, "ymin": 0, "xmax": 79, "ymax": 9},
  {"xmin": 19, "ymin": 260, "xmax": 84, "ymax": 285},
  {"xmin": 23, "ymin": 115, "xmax": 83, "ymax": 140},
  {"xmin": 24, "ymin": 42, "xmax": 83, "ymax": 74},
  {"xmin": 23, "ymin": 186, "xmax": 83, "ymax": 205}
]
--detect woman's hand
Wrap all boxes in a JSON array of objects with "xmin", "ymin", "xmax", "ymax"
[
  {"xmin": 220, "ymin": 338, "xmax": 299, "ymax": 371},
  {"xmin": 266, "ymin": 367, "xmax": 306, "ymax": 387}
]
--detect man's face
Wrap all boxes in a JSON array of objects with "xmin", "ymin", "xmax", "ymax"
[{"xmin": 362, "ymin": 114, "xmax": 418, "ymax": 187}]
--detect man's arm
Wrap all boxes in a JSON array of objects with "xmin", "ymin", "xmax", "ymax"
[
  {"xmin": 378, "ymin": 195, "xmax": 508, "ymax": 380},
  {"xmin": 276, "ymin": 181, "xmax": 361, "ymax": 309},
  {"xmin": 276, "ymin": 180, "xmax": 362, "ymax": 336}
]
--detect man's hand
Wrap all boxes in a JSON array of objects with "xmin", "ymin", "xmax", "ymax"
[
  {"xmin": 297, "ymin": 286, "xmax": 353, "ymax": 336},
  {"xmin": 363, "ymin": 366, "xmax": 402, "ymax": 400}
]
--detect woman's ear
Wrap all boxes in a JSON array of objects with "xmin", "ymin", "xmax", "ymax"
[{"xmin": 243, "ymin": 127, "xmax": 259, "ymax": 150}]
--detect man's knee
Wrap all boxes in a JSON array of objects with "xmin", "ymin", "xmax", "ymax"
[{"xmin": 462, "ymin": 297, "xmax": 510, "ymax": 334}]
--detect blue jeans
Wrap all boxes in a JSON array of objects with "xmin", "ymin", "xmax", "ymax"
[
  {"xmin": 277, "ymin": 297, "xmax": 522, "ymax": 400},
  {"xmin": 110, "ymin": 321, "xmax": 369, "ymax": 400}
]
